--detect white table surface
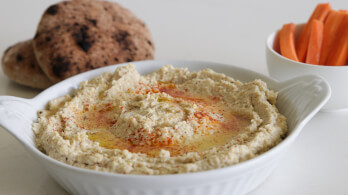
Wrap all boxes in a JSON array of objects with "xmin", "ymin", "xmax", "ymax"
[{"xmin": 1, "ymin": 0, "xmax": 347, "ymax": 194}]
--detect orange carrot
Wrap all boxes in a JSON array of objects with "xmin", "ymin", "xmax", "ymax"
[
  {"xmin": 306, "ymin": 19, "xmax": 324, "ymax": 64},
  {"xmin": 273, "ymin": 30, "xmax": 281, "ymax": 54},
  {"xmin": 296, "ymin": 3, "xmax": 331, "ymax": 62},
  {"xmin": 279, "ymin": 23, "xmax": 299, "ymax": 61},
  {"xmin": 319, "ymin": 10, "xmax": 347, "ymax": 65},
  {"xmin": 326, "ymin": 14, "xmax": 348, "ymax": 66}
]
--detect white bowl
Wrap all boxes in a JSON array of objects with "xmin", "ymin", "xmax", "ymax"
[
  {"xmin": 266, "ymin": 23, "xmax": 348, "ymax": 112},
  {"xmin": 0, "ymin": 60, "xmax": 330, "ymax": 195}
]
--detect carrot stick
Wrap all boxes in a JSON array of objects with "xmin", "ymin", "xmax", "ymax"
[
  {"xmin": 326, "ymin": 43, "xmax": 348, "ymax": 66},
  {"xmin": 306, "ymin": 19, "xmax": 324, "ymax": 64},
  {"xmin": 319, "ymin": 10, "xmax": 347, "ymax": 65},
  {"xmin": 326, "ymin": 14, "xmax": 348, "ymax": 66},
  {"xmin": 279, "ymin": 23, "xmax": 299, "ymax": 61},
  {"xmin": 273, "ymin": 30, "xmax": 281, "ymax": 54},
  {"xmin": 296, "ymin": 3, "xmax": 331, "ymax": 62}
]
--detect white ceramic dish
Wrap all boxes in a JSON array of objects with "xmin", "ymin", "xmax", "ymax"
[
  {"xmin": 0, "ymin": 60, "xmax": 330, "ymax": 195},
  {"xmin": 266, "ymin": 23, "xmax": 348, "ymax": 112}
]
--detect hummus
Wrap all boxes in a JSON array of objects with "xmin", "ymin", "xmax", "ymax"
[{"xmin": 33, "ymin": 64, "xmax": 287, "ymax": 175}]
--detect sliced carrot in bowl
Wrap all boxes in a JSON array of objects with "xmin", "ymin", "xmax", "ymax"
[
  {"xmin": 279, "ymin": 23, "xmax": 299, "ymax": 62},
  {"xmin": 306, "ymin": 19, "xmax": 324, "ymax": 65}
]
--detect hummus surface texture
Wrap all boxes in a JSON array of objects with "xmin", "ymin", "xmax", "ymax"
[{"xmin": 33, "ymin": 64, "xmax": 287, "ymax": 175}]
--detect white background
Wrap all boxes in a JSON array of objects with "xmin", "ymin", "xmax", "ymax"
[{"xmin": 0, "ymin": 0, "xmax": 347, "ymax": 194}]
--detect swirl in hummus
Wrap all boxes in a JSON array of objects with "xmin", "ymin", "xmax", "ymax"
[{"xmin": 33, "ymin": 64, "xmax": 287, "ymax": 175}]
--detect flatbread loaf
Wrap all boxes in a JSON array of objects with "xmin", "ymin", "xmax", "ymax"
[
  {"xmin": 33, "ymin": 0, "xmax": 155, "ymax": 83},
  {"xmin": 1, "ymin": 40, "xmax": 53, "ymax": 89}
]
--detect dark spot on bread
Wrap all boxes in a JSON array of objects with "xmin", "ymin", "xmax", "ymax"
[
  {"xmin": 45, "ymin": 37, "xmax": 51, "ymax": 42},
  {"xmin": 55, "ymin": 25, "xmax": 61, "ymax": 30},
  {"xmin": 104, "ymin": 61, "xmax": 108, "ymax": 65},
  {"xmin": 145, "ymin": 53, "xmax": 150, "ymax": 58},
  {"xmin": 52, "ymin": 56, "xmax": 71, "ymax": 77},
  {"xmin": 73, "ymin": 25, "xmax": 92, "ymax": 52},
  {"xmin": 123, "ymin": 42, "xmax": 132, "ymax": 50},
  {"xmin": 104, "ymin": 7, "xmax": 108, "ymax": 11},
  {"xmin": 113, "ymin": 31, "xmax": 131, "ymax": 49},
  {"xmin": 16, "ymin": 54, "xmax": 23, "ymax": 62},
  {"xmin": 85, "ymin": 61, "xmax": 93, "ymax": 69},
  {"xmin": 74, "ymin": 22, "xmax": 79, "ymax": 26},
  {"xmin": 114, "ymin": 57, "xmax": 119, "ymax": 62},
  {"xmin": 63, "ymin": 2, "xmax": 68, "ymax": 5},
  {"xmin": 87, "ymin": 19, "xmax": 97, "ymax": 27},
  {"xmin": 46, "ymin": 5, "xmax": 59, "ymax": 15},
  {"xmin": 126, "ymin": 58, "xmax": 132, "ymax": 62},
  {"xmin": 147, "ymin": 40, "xmax": 152, "ymax": 46},
  {"xmin": 30, "ymin": 63, "xmax": 35, "ymax": 68}
]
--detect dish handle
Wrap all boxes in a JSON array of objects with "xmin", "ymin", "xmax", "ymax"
[
  {"xmin": 276, "ymin": 75, "xmax": 331, "ymax": 130},
  {"xmin": 0, "ymin": 96, "xmax": 37, "ymax": 145}
]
